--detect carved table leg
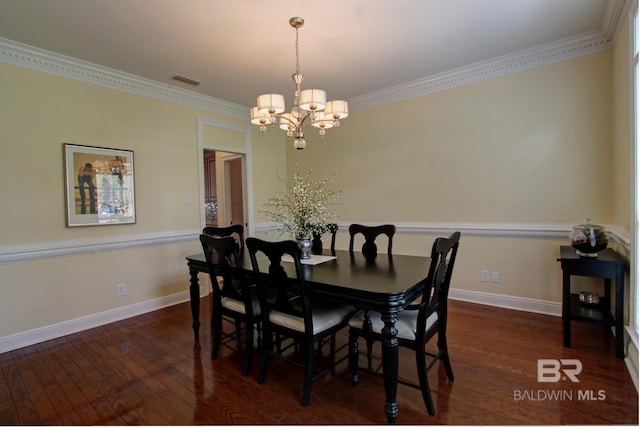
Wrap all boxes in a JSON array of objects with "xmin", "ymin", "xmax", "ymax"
[
  {"xmin": 381, "ymin": 312, "xmax": 399, "ymax": 424},
  {"xmin": 188, "ymin": 267, "xmax": 201, "ymax": 338}
]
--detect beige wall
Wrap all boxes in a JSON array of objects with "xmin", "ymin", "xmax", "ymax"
[
  {"xmin": 0, "ymin": 62, "xmax": 285, "ymax": 338},
  {"xmin": 613, "ymin": 12, "xmax": 633, "ymax": 234},
  {"xmin": 610, "ymin": 7, "xmax": 635, "ymax": 338},
  {"xmin": 285, "ymin": 50, "xmax": 622, "ymax": 307},
  {"xmin": 0, "ymin": 242, "xmax": 196, "ymax": 334},
  {"xmin": 290, "ymin": 52, "xmax": 614, "ymax": 224},
  {"xmin": 0, "ymin": 26, "xmax": 632, "ymax": 344},
  {"xmin": 1, "ymin": 63, "xmax": 202, "ymax": 242}
]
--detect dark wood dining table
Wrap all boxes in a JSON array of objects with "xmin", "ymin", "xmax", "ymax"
[{"xmin": 185, "ymin": 248, "xmax": 430, "ymax": 424}]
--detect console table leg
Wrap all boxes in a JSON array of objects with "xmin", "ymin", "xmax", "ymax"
[
  {"xmin": 562, "ymin": 270, "xmax": 571, "ymax": 348},
  {"xmin": 615, "ymin": 272, "xmax": 624, "ymax": 358}
]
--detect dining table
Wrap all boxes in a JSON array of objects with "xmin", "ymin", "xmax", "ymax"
[{"xmin": 185, "ymin": 248, "xmax": 430, "ymax": 424}]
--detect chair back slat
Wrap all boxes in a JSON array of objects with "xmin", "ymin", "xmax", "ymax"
[
  {"xmin": 312, "ymin": 223, "xmax": 338, "ymax": 253},
  {"xmin": 246, "ymin": 238, "xmax": 313, "ymax": 334},
  {"xmin": 199, "ymin": 233, "xmax": 254, "ymax": 316},
  {"xmin": 203, "ymin": 224, "xmax": 245, "ymax": 253},
  {"xmin": 416, "ymin": 231, "xmax": 461, "ymax": 335},
  {"xmin": 348, "ymin": 224, "xmax": 396, "ymax": 256}
]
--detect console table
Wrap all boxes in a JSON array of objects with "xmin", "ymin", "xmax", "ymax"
[{"xmin": 558, "ymin": 246, "xmax": 626, "ymax": 358}]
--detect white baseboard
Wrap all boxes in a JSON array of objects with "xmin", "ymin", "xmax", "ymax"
[
  {"xmin": 0, "ymin": 285, "xmax": 553, "ymax": 354},
  {"xmin": 624, "ymin": 327, "xmax": 639, "ymax": 391},
  {"xmin": 449, "ymin": 288, "xmax": 562, "ymax": 316},
  {"xmin": 0, "ymin": 285, "xmax": 207, "ymax": 354}
]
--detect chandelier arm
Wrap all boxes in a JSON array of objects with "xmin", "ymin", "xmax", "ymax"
[
  {"xmin": 271, "ymin": 111, "xmax": 314, "ymax": 127},
  {"xmin": 300, "ymin": 117, "xmax": 329, "ymax": 130},
  {"xmin": 271, "ymin": 113, "xmax": 296, "ymax": 126},
  {"xmin": 299, "ymin": 113, "xmax": 318, "ymax": 128}
]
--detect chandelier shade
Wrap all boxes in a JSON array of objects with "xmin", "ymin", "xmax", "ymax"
[
  {"xmin": 257, "ymin": 94, "xmax": 285, "ymax": 114},
  {"xmin": 251, "ymin": 17, "xmax": 348, "ymax": 152},
  {"xmin": 299, "ymin": 89, "xmax": 326, "ymax": 111},
  {"xmin": 278, "ymin": 113, "xmax": 294, "ymax": 130},
  {"xmin": 250, "ymin": 107, "xmax": 272, "ymax": 125},
  {"xmin": 324, "ymin": 100, "xmax": 349, "ymax": 120},
  {"xmin": 311, "ymin": 112, "xmax": 334, "ymax": 129}
]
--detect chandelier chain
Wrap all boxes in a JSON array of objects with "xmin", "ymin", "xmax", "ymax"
[{"xmin": 295, "ymin": 26, "xmax": 300, "ymax": 75}]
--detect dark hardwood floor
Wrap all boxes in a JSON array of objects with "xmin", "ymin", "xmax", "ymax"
[{"xmin": 0, "ymin": 298, "xmax": 637, "ymax": 425}]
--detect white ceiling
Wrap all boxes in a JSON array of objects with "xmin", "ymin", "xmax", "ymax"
[{"xmin": 0, "ymin": 0, "xmax": 627, "ymax": 110}]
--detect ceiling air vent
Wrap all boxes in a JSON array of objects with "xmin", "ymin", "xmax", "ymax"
[{"xmin": 171, "ymin": 75, "xmax": 201, "ymax": 86}]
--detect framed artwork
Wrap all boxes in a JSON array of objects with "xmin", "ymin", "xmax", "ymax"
[{"xmin": 64, "ymin": 144, "xmax": 136, "ymax": 226}]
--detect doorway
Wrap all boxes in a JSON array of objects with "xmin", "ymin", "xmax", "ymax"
[
  {"xmin": 224, "ymin": 155, "xmax": 245, "ymax": 228},
  {"xmin": 197, "ymin": 117, "xmax": 254, "ymax": 236},
  {"xmin": 202, "ymin": 150, "xmax": 247, "ymax": 229}
]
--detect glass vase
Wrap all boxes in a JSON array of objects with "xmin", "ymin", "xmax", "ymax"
[{"xmin": 297, "ymin": 238, "xmax": 312, "ymax": 259}]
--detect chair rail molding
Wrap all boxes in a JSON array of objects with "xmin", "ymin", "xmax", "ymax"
[
  {"xmin": 257, "ymin": 221, "xmax": 630, "ymax": 250},
  {"xmin": 0, "ymin": 220, "xmax": 630, "ymax": 354},
  {"xmin": 0, "ymin": 229, "xmax": 200, "ymax": 264},
  {"xmin": 2, "ymin": 222, "xmax": 630, "ymax": 265}
]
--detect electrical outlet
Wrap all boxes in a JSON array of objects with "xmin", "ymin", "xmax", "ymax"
[
  {"xmin": 481, "ymin": 270, "xmax": 490, "ymax": 282},
  {"xmin": 492, "ymin": 272, "xmax": 500, "ymax": 283},
  {"xmin": 116, "ymin": 283, "xmax": 126, "ymax": 296}
]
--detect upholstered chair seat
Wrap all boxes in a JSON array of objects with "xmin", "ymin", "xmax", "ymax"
[
  {"xmin": 221, "ymin": 286, "xmax": 261, "ymax": 315},
  {"xmin": 348, "ymin": 309, "xmax": 438, "ymax": 341},
  {"xmin": 270, "ymin": 298, "xmax": 355, "ymax": 334}
]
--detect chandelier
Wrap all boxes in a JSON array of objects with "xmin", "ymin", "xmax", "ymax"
[{"xmin": 250, "ymin": 17, "xmax": 348, "ymax": 152}]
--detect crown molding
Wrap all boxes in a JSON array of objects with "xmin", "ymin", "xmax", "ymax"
[
  {"xmin": 0, "ymin": 0, "xmax": 631, "ymax": 115},
  {"xmin": 349, "ymin": 0, "xmax": 630, "ymax": 112},
  {"xmin": 602, "ymin": 0, "xmax": 634, "ymax": 43},
  {"xmin": 348, "ymin": 30, "xmax": 612, "ymax": 112},
  {"xmin": 0, "ymin": 37, "xmax": 249, "ymax": 120}
]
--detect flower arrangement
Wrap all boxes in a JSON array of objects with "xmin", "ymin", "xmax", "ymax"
[{"xmin": 261, "ymin": 168, "xmax": 342, "ymax": 239}]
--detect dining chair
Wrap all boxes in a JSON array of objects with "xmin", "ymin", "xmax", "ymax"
[
  {"xmin": 312, "ymin": 223, "xmax": 338, "ymax": 254},
  {"xmin": 202, "ymin": 224, "xmax": 245, "ymax": 254},
  {"xmin": 348, "ymin": 231, "xmax": 461, "ymax": 415},
  {"xmin": 348, "ymin": 223, "xmax": 397, "ymax": 363},
  {"xmin": 199, "ymin": 234, "xmax": 260, "ymax": 376},
  {"xmin": 348, "ymin": 223, "xmax": 396, "ymax": 257},
  {"xmin": 245, "ymin": 237, "xmax": 355, "ymax": 406}
]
